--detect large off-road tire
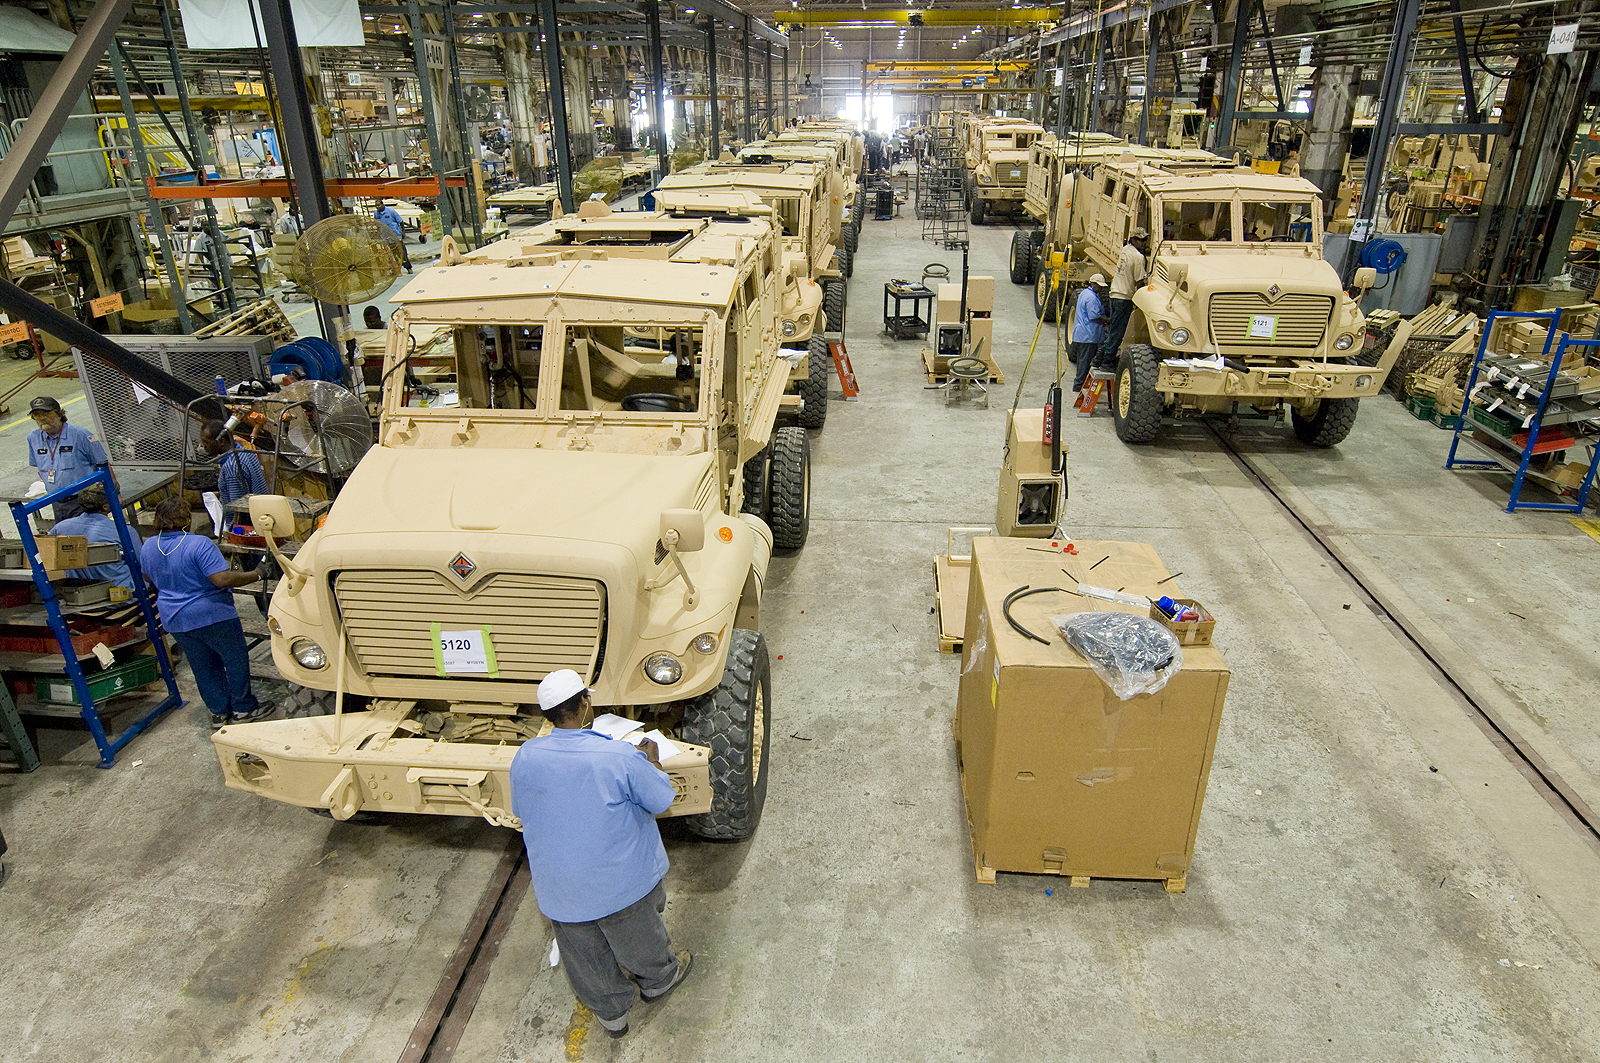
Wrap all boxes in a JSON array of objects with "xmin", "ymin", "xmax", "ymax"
[
  {"xmin": 1112, "ymin": 343, "xmax": 1165, "ymax": 445},
  {"xmin": 741, "ymin": 447, "xmax": 769, "ymax": 518},
  {"xmin": 767, "ymin": 426, "xmax": 810, "ymax": 550},
  {"xmin": 970, "ymin": 193, "xmax": 986, "ymax": 226},
  {"xmin": 844, "ymin": 221, "xmax": 858, "ymax": 254},
  {"xmin": 282, "ymin": 683, "xmax": 369, "ymax": 718},
  {"xmin": 822, "ymin": 279, "xmax": 846, "ymax": 334},
  {"xmin": 1009, "ymin": 231, "xmax": 1032, "ymax": 285},
  {"xmin": 834, "ymin": 246, "xmax": 853, "ymax": 279},
  {"xmin": 1033, "ymin": 266, "xmax": 1059, "ymax": 323},
  {"xmin": 1291, "ymin": 396, "xmax": 1360, "ymax": 447},
  {"xmin": 796, "ymin": 335, "xmax": 830, "ymax": 429},
  {"xmin": 679, "ymin": 629, "xmax": 772, "ymax": 841}
]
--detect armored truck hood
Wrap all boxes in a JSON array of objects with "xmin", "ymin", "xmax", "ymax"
[
  {"xmin": 1158, "ymin": 251, "xmax": 1343, "ymax": 300},
  {"xmin": 316, "ymin": 446, "xmax": 717, "ymax": 564}
]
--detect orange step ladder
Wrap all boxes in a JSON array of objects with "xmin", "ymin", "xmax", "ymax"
[
  {"xmin": 828, "ymin": 339, "xmax": 859, "ymax": 399},
  {"xmin": 1074, "ymin": 370, "xmax": 1114, "ymax": 416}
]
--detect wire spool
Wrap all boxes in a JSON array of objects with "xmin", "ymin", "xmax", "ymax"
[{"xmin": 1360, "ymin": 238, "xmax": 1408, "ymax": 275}]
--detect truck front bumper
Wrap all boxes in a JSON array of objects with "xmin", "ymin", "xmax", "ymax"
[
  {"xmin": 1156, "ymin": 358, "xmax": 1388, "ymax": 402},
  {"xmin": 213, "ymin": 701, "xmax": 712, "ymax": 823}
]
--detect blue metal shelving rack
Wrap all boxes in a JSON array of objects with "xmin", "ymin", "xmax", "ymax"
[
  {"xmin": 1445, "ymin": 309, "xmax": 1600, "ymax": 513},
  {"xmin": 7, "ymin": 470, "xmax": 183, "ymax": 767}
]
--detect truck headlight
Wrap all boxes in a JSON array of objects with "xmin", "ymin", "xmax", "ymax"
[
  {"xmin": 1335, "ymin": 333, "xmax": 1355, "ymax": 350},
  {"xmin": 1170, "ymin": 328, "xmax": 1190, "ymax": 345},
  {"xmin": 691, "ymin": 631, "xmax": 719, "ymax": 655},
  {"xmin": 291, "ymin": 638, "xmax": 327, "ymax": 670},
  {"xmin": 267, "ymin": 616, "xmax": 283, "ymax": 637},
  {"xmin": 782, "ymin": 319, "xmax": 798, "ymax": 337},
  {"xmin": 643, "ymin": 652, "xmax": 683, "ymax": 685}
]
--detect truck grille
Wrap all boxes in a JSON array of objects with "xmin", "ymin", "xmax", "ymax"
[
  {"xmin": 996, "ymin": 165, "xmax": 1027, "ymax": 186},
  {"xmin": 333, "ymin": 570, "xmax": 605, "ymax": 683},
  {"xmin": 1209, "ymin": 292, "xmax": 1333, "ymax": 348}
]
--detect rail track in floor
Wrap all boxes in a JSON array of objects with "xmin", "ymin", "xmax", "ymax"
[
  {"xmin": 1205, "ymin": 420, "xmax": 1600, "ymax": 852},
  {"xmin": 398, "ymin": 837, "xmax": 530, "ymax": 1063}
]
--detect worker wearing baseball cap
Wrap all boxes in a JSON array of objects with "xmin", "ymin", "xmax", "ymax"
[
  {"xmin": 26, "ymin": 396, "xmax": 109, "ymax": 519},
  {"xmin": 1100, "ymin": 226, "xmax": 1150, "ymax": 371},
  {"xmin": 508, "ymin": 669, "xmax": 693, "ymax": 1039},
  {"xmin": 1070, "ymin": 274, "xmax": 1112, "ymax": 394},
  {"xmin": 49, "ymin": 483, "xmax": 133, "ymax": 590}
]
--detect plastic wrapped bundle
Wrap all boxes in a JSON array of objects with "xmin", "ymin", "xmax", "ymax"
[{"xmin": 1053, "ymin": 612, "xmax": 1184, "ymax": 701}]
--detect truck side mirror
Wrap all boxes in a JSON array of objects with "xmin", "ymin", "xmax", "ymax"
[
  {"xmin": 660, "ymin": 509, "xmax": 704, "ymax": 552},
  {"xmin": 1353, "ymin": 266, "xmax": 1377, "ymax": 293},
  {"xmin": 249, "ymin": 494, "xmax": 297, "ymax": 536}
]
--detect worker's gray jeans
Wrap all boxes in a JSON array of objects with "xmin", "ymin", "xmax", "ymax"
[{"xmin": 551, "ymin": 879, "xmax": 678, "ymax": 1025}]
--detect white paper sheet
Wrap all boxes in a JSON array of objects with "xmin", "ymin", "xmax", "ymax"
[
  {"xmin": 588, "ymin": 712, "xmax": 643, "ymax": 741},
  {"xmin": 201, "ymin": 490, "xmax": 224, "ymax": 536}
]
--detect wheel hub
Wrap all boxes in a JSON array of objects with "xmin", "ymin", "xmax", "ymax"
[
  {"xmin": 751, "ymin": 683, "xmax": 765, "ymax": 784},
  {"xmin": 1117, "ymin": 367, "xmax": 1131, "ymax": 419}
]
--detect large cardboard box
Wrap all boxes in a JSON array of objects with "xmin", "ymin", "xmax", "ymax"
[
  {"xmin": 34, "ymin": 535, "xmax": 89, "ymax": 571},
  {"xmin": 954, "ymin": 537, "xmax": 1229, "ymax": 891}
]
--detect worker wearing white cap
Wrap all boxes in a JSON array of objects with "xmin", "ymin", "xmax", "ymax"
[
  {"xmin": 1101, "ymin": 226, "xmax": 1150, "ymax": 368},
  {"xmin": 1070, "ymin": 274, "xmax": 1111, "ymax": 393},
  {"xmin": 508, "ymin": 669, "xmax": 694, "ymax": 1039}
]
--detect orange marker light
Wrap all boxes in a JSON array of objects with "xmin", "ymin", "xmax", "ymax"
[{"xmin": 718, "ymin": 526, "xmax": 733, "ymax": 543}]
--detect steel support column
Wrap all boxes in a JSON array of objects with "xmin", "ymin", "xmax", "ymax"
[
  {"xmin": 1138, "ymin": 11, "xmax": 1158, "ymax": 145},
  {"xmin": 742, "ymin": 16, "xmax": 752, "ymax": 144},
  {"xmin": 1213, "ymin": 0, "xmax": 1252, "ymax": 150},
  {"xmin": 538, "ymin": 0, "xmax": 576, "ymax": 214},
  {"xmin": 407, "ymin": 0, "xmax": 456, "ymax": 240},
  {"xmin": 647, "ymin": 0, "xmax": 670, "ymax": 178},
  {"xmin": 782, "ymin": 46, "xmax": 789, "ymax": 126},
  {"xmin": 158, "ymin": 0, "xmax": 236, "ymax": 311},
  {"xmin": 1351, "ymin": 0, "xmax": 1422, "ymax": 231},
  {"xmin": 107, "ymin": 46, "xmax": 191, "ymax": 334},
  {"xmin": 258, "ymin": 0, "xmax": 341, "ymax": 344},
  {"xmin": 0, "ymin": 0, "xmax": 135, "ymax": 230},
  {"xmin": 707, "ymin": 17, "xmax": 720, "ymax": 158},
  {"xmin": 764, "ymin": 42, "xmax": 773, "ymax": 137},
  {"xmin": 445, "ymin": 0, "xmax": 484, "ymax": 247}
]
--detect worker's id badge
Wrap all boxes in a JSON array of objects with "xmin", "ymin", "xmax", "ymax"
[
  {"xmin": 46, "ymin": 471, "xmax": 55, "ymax": 483},
  {"xmin": 431, "ymin": 623, "xmax": 499, "ymax": 677}
]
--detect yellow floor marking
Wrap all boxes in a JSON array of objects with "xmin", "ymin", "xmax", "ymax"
[
  {"xmin": 1569, "ymin": 517, "xmax": 1600, "ymax": 543},
  {"xmin": 563, "ymin": 1002, "xmax": 593, "ymax": 1060},
  {"xmin": 0, "ymin": 392, "xmax": 84, "ymax": 432}
]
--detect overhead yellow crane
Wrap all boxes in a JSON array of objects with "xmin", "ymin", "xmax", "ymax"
[{"xmin": 777, "ymin": 8, "xmax": 1057, "ymax": 28}]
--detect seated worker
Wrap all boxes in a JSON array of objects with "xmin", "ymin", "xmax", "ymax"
[
  {"xmin": 201, "ymin": 420, "xmax": 267, "ymax": 507},
  {"xmin": 50, "ymin": 483, "xmax": 134, "ymax": 590},
  {"xmin": 363, "ymin": 305, "xmax": 384, "ymax": 329}
]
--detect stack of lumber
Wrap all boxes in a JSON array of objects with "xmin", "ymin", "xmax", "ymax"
[
  {"xmin": 192, "ymin": 298, "xmax": 296, "ymax": 344},
  {"xmin": 1390, "ymin": 301, "xmax": 1480, "ymax": 396}
]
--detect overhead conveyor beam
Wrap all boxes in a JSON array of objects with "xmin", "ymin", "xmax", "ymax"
[{"xmin": 145, "ymin": 176, "xmax": 469, "ymax": 199}]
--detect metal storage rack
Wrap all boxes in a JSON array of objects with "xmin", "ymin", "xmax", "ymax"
[
  {"xmin": 1445, "ymin": 309, "xmax": 1600, "ymax": 512},
  {"xmin": 4, "ymin": 470, "xmax": 182, "ymax": 767},
  {"xmin": 919, "ymin": 124, "xmax": 969, "ymax": 250}
]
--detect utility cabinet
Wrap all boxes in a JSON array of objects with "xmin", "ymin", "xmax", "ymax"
[{"xmin": 954, "ymin": 537, "xmax": 1229, "ymax": 891}]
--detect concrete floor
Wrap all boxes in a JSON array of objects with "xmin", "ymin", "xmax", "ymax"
[{"xmin": 4, "ymin": 206, "xmax": 1600, "ymax": 1062}]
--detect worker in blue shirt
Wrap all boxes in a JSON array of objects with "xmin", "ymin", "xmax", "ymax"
[
  {"xmin": 201, "ymin": 420, "xmax": 267, "ymax": 507},
  {"xmin": 27, "ymin": 396, "xmax": 109, "ymax": 519},
  {"xmin": 50, "ymin": 483, "xmax": 133, "ymax": 589},
  {"xmin": 139, "ymin": 496, "xmax": 269, "ymax": 728},
  {"xmin": 374, "ymin": 203, "xmax": 413, "ymax": 271},
  {"xmin": 510, "ymin": 670, "xmax": 693, "ymax": 1039},
  {"xmin": 1070, "ymin": 273, "xmax": 1112, "ymax": 394}
]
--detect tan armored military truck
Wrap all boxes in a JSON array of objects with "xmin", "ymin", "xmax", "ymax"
[
  {"xmin": 736, "ymin": 139, "xmax": 857, "ymax": 274},
  {"xmin": 210, "ymin": 199, "xmax": 810, "ymax": 839},
  {"xmin": 963, "ymin": 116, "xmax": 1044, "ymax": 225},
  {"xmin": 652, "ymin": 171, "xmax": 839, "ymax": 428},
  {"xmin": 1014, "ymin": 138, "xmax": 1229, "ymax": 308},
  {"xmin": 1046, "ymin": 157, "xmax": 1396, "ymax": 447}
]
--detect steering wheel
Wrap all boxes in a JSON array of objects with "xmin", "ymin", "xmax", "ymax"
[{"xmin": 620, "ymin": 393, "xmax": 694, "ymax": 412}]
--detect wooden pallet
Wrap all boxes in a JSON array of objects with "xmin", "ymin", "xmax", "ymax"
[
  {"xmin": 933, "ymin": 554, "xmax": 969, "ymax": 653},
  {"xmin": 923, "ymin": 347, "xmax": 1004, "ymax": 385},
  {"xmin": 971, "ymin": 850, "xmax": 1188, "ymax": 892}
]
